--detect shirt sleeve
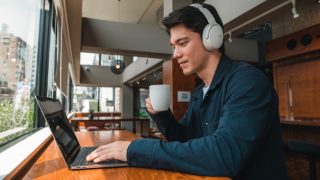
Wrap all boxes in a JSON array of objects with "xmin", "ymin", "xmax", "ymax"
[
  {"xmin": 148, "ymin": 92, "xmax": 200, "ymax": 142},
  {"xmin": 127, "ymin": 69, "xmax": 276, "ymax": 177},
  {"xmin": 148, "ymin": 109, "xmax": 189, "ymax": 141}
]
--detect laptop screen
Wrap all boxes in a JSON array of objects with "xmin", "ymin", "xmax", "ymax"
[{"xmin": 36, "ymin": 96, "xmax": 80, "ymax": 164}]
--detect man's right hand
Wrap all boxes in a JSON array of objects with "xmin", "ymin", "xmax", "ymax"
[{"xmin": 145, "ymin": 97, "xmax": 160, "ymax": 114}]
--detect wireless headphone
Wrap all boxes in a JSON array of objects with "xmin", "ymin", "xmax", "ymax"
[{"xmin": 190, "ymin": 3, "xmax": 223, "ymax": 51}]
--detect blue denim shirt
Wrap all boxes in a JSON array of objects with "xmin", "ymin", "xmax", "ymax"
[{"xmin": 127, "ymin": 55, "xmax": 287, "ymax": 180}]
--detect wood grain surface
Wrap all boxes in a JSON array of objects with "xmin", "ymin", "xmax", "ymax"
[{"xmin": 23, "ymin": 130, "xmax": 230, "ymax": 180}]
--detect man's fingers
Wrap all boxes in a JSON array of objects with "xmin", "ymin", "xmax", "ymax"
[
  {"xmin": 86, "ymin": 152, "xmax": 97, "ymax": 161},
  {"xmin": 93, "ymin": 144, "xmax": 111, "ymax": 153},
  {"xmin": 146, "ymin": 97, "xmax": 156, "ymax": 114},
  {"xmin": 93, "ymin": 153, "xmax": 112, "ymax": 163},
  {"xmin": 86, "ymin": 141, "xmax": 131, "ymax": 162},
  {"xmin": 87, "ymin": 150, "xmax": 112, "ymax": 162}
]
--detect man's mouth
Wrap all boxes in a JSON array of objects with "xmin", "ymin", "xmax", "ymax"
[{"xmin": 179, "ymin": 60, "xmax": 188, "ymax": 68}]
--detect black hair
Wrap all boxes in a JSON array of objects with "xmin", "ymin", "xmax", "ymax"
[{"xmin": 161, "ymin": 3, "xmax": 225, "ymax": 54}]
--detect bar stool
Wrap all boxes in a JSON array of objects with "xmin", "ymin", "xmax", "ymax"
[{"xmin": 287, "ymin": 140, "xmax": 320, "ymax": 180}]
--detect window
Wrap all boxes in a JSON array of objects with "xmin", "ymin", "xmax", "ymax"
[
  {"xmin": 100, "ymin": 87, "xmax": 121, "ymax": 112},
  {"xmin": 0, "ymin": 0, "xmax": 41, "ymax": 145},
  {"xmin": 72, "ymin": 86, "xmax": 120, "ymax": 112},
  {"xmin": 73, "ymin": 86, "xmax": 99, "ymax": 112},
  {"xmin": 81, "ymin": 52, "xmax": 124, "ymax": 67},
  {"xmin": 77, "ymin": 52, "xmax": 123, "ymax": 113},
  {"xmin": 100, "ymin": 54, "xmax": 112, "ymax": 66},
  {"xmin": 101, "ymin": 54, "xmax": 124, "ymax": 66},
  {"xmin": 0, "ymin": 0, "xmax": 58, "ymax": 148},
  {"xmin": 46, "ymin": 19, "xmax": 58, "ymax": 98},
  {"xmin": 80, "ymin": 52, "xmax": 100, "ymax": 65}
]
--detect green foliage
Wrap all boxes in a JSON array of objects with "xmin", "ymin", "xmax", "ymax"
[
  {"xmin": 0, "ymin": 99, "xmax": 15, "ymax": 132},
  {"xmin": 0, "ymin": 99, "xmax": 35, "ymax": 144}
]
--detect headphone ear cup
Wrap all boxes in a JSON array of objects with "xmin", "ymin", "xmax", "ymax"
[{"xmin": 202, "ymin": 23, "xmax": 223, "ymax": 51}]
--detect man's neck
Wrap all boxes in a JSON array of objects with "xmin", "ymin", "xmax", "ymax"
[{"xmin": 198, "ymin": 52, "xmax": 221, "ymax": 87}]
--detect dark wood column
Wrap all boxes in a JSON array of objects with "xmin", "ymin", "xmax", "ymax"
[{"xmin": 163, "ymin": 59, "xmax": 197, "ymax": 120}]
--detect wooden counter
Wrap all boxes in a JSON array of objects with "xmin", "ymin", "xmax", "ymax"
[{"xmin": 22, "ymin": 130, "xmax": 230, "ymax": 180}]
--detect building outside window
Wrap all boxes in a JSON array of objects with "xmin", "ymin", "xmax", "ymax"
[{"xmin": 0, "ymin": 0, "xmax": 41, "ymax": 145}]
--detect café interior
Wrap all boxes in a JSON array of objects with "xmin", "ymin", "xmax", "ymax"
[{"xmin": 0, "ymin": 0, "xmax": 319, "ymax": 179}]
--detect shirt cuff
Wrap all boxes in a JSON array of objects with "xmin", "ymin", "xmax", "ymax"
[
  {"xmin": 127, "ymin": 138, "xmax": 160, "ymax": 167},
  {"xmin": 148, "ymin": 110, "xmax": 173, "ymax": 130}
]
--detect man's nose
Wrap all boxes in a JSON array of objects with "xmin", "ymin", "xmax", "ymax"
[{"xmin": 172, "ymin": 47, "xmax": 182, "ymax": 60}]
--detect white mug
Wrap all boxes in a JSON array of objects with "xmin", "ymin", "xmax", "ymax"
[{"xmin": 149, "ymin": 84, "xmax": 171, "ymax": 111}]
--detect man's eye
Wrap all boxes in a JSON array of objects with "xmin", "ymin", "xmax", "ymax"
[{"xmin": 180, "ymin": 41, "xmax": 187, "ymax": 47}]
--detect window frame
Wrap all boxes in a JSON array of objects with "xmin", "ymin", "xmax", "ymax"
[{"xmin": 35, "ymin": 0, "xmax": 57, "ymax": 127}]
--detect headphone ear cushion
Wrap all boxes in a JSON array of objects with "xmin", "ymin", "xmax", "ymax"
[{"xmin": 202, "ymin": 23, "xmax": 223, "ymax": 51}]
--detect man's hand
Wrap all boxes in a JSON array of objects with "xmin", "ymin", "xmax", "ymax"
[
  {"xmin": 146, "ymin": 97, "xmax": 160, "ymax": 114},
  {"xmin": 86, "ymin": 141, "xmax": 131, "ymax": 162}
]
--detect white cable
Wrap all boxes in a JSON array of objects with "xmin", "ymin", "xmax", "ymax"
[
  {"xmin": 224, "ymin": 0, "xmax": 291, "ymax": 36},
  {"xmin": 291, "ymin": 0, "xmax": 299, "ymax": 18},
  {"xmin": 228, "ymin": 32, "xmax": 232, "ymax": 42}
]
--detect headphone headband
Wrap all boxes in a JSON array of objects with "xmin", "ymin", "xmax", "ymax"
[{"xmin": 190, "ymin": 3, "xmax": 216, "ymax": 24}]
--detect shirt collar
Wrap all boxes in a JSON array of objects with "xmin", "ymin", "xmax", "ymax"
[
  {"xmin": 208, "ymin": 54, "xmax": 233, "ymax": 91},
  {"xmin": 192, "ymin": 54, "xmax": 233, "ymax": 100}
]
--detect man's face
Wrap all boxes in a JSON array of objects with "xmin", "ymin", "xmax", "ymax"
[{"xmin": 170, "ymin": 24, "xmax": 210, "ymax": 76}]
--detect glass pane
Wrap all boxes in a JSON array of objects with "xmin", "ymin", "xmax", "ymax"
[
  {"xmin": 100, "ymin": 87, "xmax": 114, "ymax": 112},
  {"xmin": 101, "ymin": 54, "xmax": 123, "ymax": 66},
  {"xmin": 0, "ymin": 0, "xmax": 41, "ymax": 144},
  {"xmin": 80, "ymin": 52, "xmax": 99, "ymax": 65},
  {"xmin": 56, "ymin": 89, "xmax": 67, "ymax": 111},
  {"xmin": 100, "ymin": 54, "xmax": 112, "ymax": 66},
  {"xmin": 72, "ymin": 86, "xmax": 98, "ymax": 112},
  {"xmin": 47, "ymin": 17, "xmax": 57, "ymax": 98},
  {"xmin": 114, "ymin": 87, "xmax": 120, "ymax": 112},
  {"xmin": 99, "ymin": 87, "xmax": 121, "ymax": 112}
]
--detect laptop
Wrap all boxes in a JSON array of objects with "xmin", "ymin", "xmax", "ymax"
[{"xmin": 35, "ymin": 96, "xmax": 128, "ymax": 170}]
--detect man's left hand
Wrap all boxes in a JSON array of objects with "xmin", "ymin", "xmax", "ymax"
[{"xmin": 86, "ymin": 141, "xmax": 131, "ymax": 162}]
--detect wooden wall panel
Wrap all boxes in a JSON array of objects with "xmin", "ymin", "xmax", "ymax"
[
  {"xmin": 274, "ymin": 59, "xmax": 320, "ymax": 120},
  {"xmin": 163, "ymin": 59, "xmax": 196, "ymax": 120}
]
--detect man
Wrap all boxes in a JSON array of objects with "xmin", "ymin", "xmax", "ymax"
[{"xmin": 87, "ymin": 3, "xmax": 287, "ymax": 179}]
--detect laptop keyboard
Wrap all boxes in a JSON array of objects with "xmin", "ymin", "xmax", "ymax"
[{"xmin": 72, "ymin": 147, "xmax": 125, "ymax": 166}]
